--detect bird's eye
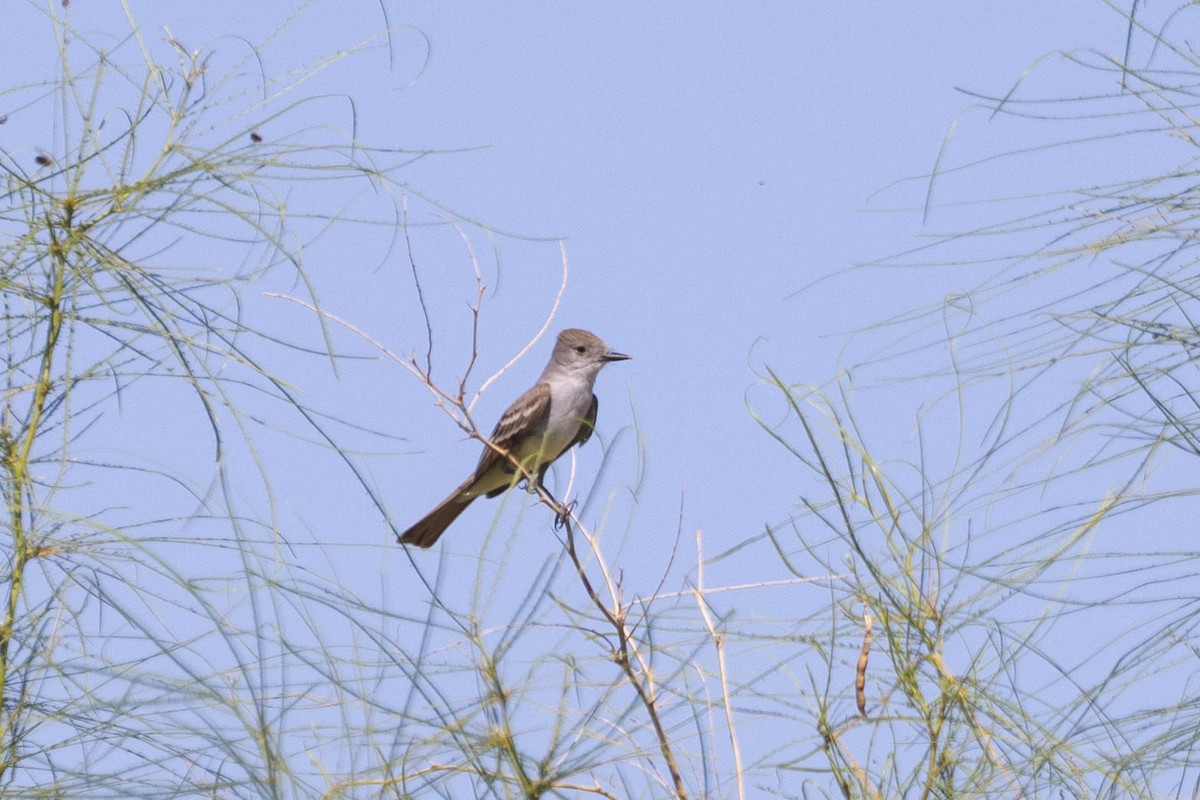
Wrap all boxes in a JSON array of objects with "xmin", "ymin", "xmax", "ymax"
[{"xmin": 575, "ymin": 345, "xmax": 586, "ymax": 354}]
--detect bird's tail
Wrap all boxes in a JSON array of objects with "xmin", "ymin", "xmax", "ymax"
[{"xmin": 399, "ymin": 480, "xmax": 476, "ymax": 548}]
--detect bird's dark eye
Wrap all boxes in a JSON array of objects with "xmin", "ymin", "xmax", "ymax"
[{"xmin": 575, "ymin": 345, "xmax": 586, "ymax": 354}]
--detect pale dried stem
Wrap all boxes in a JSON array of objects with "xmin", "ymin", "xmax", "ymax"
[{"xmin": 692, "ymin": 527, "xmax": 744, "ymax": 800}]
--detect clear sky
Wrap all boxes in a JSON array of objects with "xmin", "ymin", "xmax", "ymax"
[
  {"xmin": 5, "ymin": 1, "xmax": 1190, "ymax": 795},
  {"xmin": 300, "ymin": 0, "xmax": 1117, "ymax": 555}
]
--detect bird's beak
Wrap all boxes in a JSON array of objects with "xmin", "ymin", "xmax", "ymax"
[{"xmin": 603, "ymin": 350, "xmax": 630, "ymax": 362}]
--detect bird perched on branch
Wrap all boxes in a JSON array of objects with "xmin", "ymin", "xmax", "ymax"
[{"xmin": 399, "ymin": 328, "xmax": 629, "ymax": 548}]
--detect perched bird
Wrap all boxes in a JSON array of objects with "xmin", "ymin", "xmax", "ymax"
[{"xmin": 400, "ymin": 329, "xmax": 629, "ymax": 548}]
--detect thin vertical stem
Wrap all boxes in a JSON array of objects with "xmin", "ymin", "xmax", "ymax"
[{"xmin": 0, "ymin": 210, "xmax": 70, "ymax": 780}]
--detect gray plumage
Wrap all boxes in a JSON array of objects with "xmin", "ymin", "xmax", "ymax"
[{"xmin": 400, "ymin": 329, "xmax": 628, "ymax": 548}]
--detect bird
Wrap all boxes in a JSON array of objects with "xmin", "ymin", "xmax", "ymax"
[{"xmin": 399, "ymin": 328, "xmax": 629, "ymax": 548}]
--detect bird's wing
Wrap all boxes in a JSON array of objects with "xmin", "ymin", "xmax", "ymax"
[
  {"xmin": 566, "ymin": 394, "xmax": 598, "ymax": 452},
  {"xmin": 474, "ymin": 380, "xmax": 552, "ymax": 478}
]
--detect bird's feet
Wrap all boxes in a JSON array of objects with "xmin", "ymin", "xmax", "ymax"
[{"xmin": 554, "ymin": 499, "xmax": 577, "ymax": 530}]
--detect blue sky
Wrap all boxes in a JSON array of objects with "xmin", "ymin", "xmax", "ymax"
[
  {"xmin": 6, "ymin": 0, "xmax": 1191, "ymax": 794},
  {"xmin": 348, "ymin": 1, "xmax": 1122, "ymax": 567}
]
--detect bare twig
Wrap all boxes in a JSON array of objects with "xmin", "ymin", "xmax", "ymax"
[
  {"xmin": 472, "ymin": 241, "xmax": 568, "ymax": 409},
  {"xmin": 552, "ymin": 506, "xmax": 689, "ymax": 800},
  {"xmin": 692, "ymin": 527, "xmax": 744, "ymax": 800},
  {"xmin": 402, "ymin": 194, "xmax": 435, "ymax": 377},
  {"xmin": 457, "ymin": 219, "xmax": 487, "ymax": 398}
]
